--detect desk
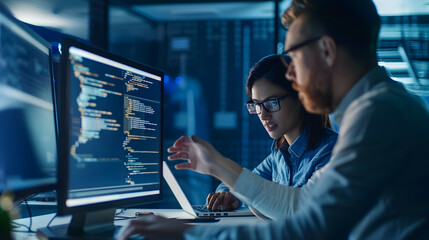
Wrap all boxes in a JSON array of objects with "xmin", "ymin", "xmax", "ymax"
[{"xmin": 12, "ymin": 208, "xmax": 261, "ymax": 239}]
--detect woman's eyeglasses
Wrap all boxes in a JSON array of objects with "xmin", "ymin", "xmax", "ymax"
[{"xmin": 246, "ymin": 94, "xmax": 291, "ymax": 115}]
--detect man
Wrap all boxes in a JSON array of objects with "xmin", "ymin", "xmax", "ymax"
[{"xmin": 118, "ymin": 0, "xmax": 429, "ymax": 239}]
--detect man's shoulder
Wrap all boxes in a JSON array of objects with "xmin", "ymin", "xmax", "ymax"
[
  {"xmin": 349, "ymin": 79, "xmax": 425, "ymax": 117},
  {"xmin": 342, "ymin": 78, "xmax": 429, "ymax": 136},
  {"xmin": 360, "ymin": 78, "xmax": 404, "ymax": 101}
]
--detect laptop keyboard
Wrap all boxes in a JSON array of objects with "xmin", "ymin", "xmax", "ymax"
[{"xmin": 194, "ymin": 205, "xmax": 229, "ymax": 212}]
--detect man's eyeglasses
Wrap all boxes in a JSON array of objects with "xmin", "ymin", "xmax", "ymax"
[
  {"xmin": 246, "ymin": 94, "xmax": 291, "ymax": 115},
  {"xmin": 282, "ymin": 36, "xmax": 322, "ymax": 55}
]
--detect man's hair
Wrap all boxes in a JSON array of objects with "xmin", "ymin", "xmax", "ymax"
[{"xmin": 282, "ymin": 0, "xmax": 381, "ymax": 61}]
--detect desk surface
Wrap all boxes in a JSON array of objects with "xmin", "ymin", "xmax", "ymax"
[{"xmin": 12, "ymin": 208, "xmax": 261, "ymax": 240}]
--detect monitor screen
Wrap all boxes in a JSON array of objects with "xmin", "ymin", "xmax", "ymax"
[
  {"xmin": 0, "ymin": 4, "xmax": 56, "ymax": 198},
  {"xmin": 57, "ymin": 39, "xmax": 163, "ymax": 216}
]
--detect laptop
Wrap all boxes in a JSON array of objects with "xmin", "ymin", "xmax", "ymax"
[{"xmin": 163, "ymin": 161, "xmax": 254, "ymax": 217}]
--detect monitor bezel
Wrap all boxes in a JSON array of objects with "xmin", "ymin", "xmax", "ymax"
[
  {"xmin": 0, "ymin": 2, "xmax": 58, "ymax": 201},
  {"xmin": 57, "ymin": 38, "xmax": 164, "ymax": 215}
]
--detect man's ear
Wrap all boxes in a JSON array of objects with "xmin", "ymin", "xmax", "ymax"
[{"xmin": 318, "ymin": 35, "xmax": 337, "ymax": 67}]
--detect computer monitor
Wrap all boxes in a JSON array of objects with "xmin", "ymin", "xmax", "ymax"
[
  {"xmin": 0, "ymin": 3, "xmax": 57, "ymax": 200},
  {"xmin": 38, "ymin": 39, "xmax": 164, "ymax": 239}
]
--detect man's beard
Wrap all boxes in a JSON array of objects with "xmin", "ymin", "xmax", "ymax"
[{"xmin": 293, "ymin": 74, "xmax": 333, "ymax": 114}]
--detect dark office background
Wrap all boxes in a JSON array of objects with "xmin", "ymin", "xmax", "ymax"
[{"xmin": 3, "ymin": 0, "xmax": 428, "ymax": 208}]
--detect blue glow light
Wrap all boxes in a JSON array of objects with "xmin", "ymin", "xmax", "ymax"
[
  {"xmin": 164, "ymin": 75, "xmax": 170, "ymax": 84},
  {"xmin": 175, "ymin": 77, "xmax": 183, "ymax": 84},
  {"xmin": 58, "ymin": 43, "xmax": 62, "ymax": 55}
]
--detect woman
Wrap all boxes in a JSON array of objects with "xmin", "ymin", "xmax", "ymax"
[{"xmin": 206, "ymin": 54, "xmax": 338, "ymax": 213}]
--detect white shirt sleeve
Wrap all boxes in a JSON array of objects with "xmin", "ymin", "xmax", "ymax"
[{"xmin": 230, "ymin": 168, "xmax": 320, "ymax": 220}]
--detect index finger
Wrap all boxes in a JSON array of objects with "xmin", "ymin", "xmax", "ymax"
[
  {"xmin": 173, "ymin": 136, "xmax": 191, "ymax": 147},
  {"xmin": 207, "ymin": 192, "xmax": 221, "ymax": 210},
  {"xmin": 167, "ymin": 146, "xmax": 189, "ymax": 153},
  {"xmin": 211, "ymin": 192, "xmax": 226, "ymax": 211}
]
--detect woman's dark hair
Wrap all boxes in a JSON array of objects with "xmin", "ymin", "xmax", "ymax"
[{"xmin": 246, "ymin": 54, "xmax": 332, "ymax": 151}]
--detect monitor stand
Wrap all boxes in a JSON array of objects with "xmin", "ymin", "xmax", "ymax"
[{"xmin": 36, "ymin": 208, "xmax": 120, "ymax": 240}]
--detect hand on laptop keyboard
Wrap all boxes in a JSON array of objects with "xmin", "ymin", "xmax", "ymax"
[
  {"xmin": 206, "ymin": 192, "xmax": 239, "ymax": 211},
  {"xmin": 194, "ymin": 205, "xmax": 224, "ymax": 212}
]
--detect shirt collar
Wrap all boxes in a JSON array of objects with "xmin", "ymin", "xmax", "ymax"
[
  {"xmin": 332, "ymin": 66, "xmax": 389, "ymax": 127},
  {"xmin": 280, "ymin": 128, "xmax": 308, "ymax": 159}
]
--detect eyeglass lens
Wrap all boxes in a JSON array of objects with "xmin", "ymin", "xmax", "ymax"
[{"xmin": 247, "ymin": 99, "xmax": 280, "ymax": 114}]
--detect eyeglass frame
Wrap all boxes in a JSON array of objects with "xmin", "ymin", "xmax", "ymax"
[
  {"xmin": 282, "ymin": 36, "xmax": 322, "ymax": 55},
  {"xmin": 246, "ymin": 94, "xmax": 292, "ymax": 115}
]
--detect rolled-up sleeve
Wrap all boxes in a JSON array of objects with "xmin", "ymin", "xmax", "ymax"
[{"xmin": 215, "ymin": 150, "xmax": 275, "ymax": 193}]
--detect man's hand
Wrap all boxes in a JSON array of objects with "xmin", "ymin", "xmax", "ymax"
[
  {"xmin": 117, "ymin": 214, "xmax": 192, "ymax": 240},
  {"xmin": 167, "ymin": 135, "xmax": 243, "ymax": 190},
  {"xmin": 167, "ymin": 136, "xmax": 222, "ymax": 176},
  {"xmin": 206, "ymin": 192, "xmax": 239, "ymax": 211}
]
